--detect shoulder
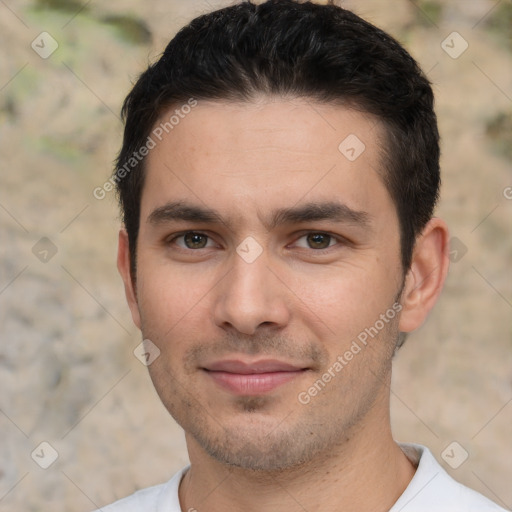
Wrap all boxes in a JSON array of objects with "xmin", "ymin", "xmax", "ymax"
[
  {"xmin": 90, "ymin": 466, "xmax": 189, "ymax": 512},
  {"xmin": 392, "ymin": 443, "xmax": 508, "ymax": 512},
  {"xmin": 93, "ymin": 483, "xmax": 165, "ymax": 511}
]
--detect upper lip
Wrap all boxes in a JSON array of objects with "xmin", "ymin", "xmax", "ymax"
[{"xmin": 203, "ymin": 359, "xmax": 306, "ymax": 374}]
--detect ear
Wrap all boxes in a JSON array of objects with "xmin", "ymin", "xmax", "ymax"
[
  {"xmin": 117, "ymin": 228, "xmax": 141, "ymax": 330},
  {"xmin": 398, "ymin": 217, "xmax": 450, "ymax": 333}
]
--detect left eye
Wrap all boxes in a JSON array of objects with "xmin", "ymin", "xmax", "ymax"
[{"xmin": 294, "ymin": 233, "xmax": 338, "ymax": 250}]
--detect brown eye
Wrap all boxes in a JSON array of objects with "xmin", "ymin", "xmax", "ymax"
[
  {"xmin": 183, "ymin": 232, "xmax": 209, "ymax": 249},
  {"xmin": 306, "ymin": 233, "xmax": 333, "ymax": 249}
]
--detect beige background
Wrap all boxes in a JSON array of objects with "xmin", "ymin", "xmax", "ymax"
[{"xmin": 0, "ymin": 0, "xmax": 511, "ymax": 510}]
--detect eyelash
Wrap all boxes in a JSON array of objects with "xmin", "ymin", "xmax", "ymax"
[{"xmin": 165, "ymin": 231, "xmax": 346, "ymax": 253}]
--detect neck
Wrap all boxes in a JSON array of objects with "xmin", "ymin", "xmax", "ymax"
[{"xmin": 179, "ymin": 405, "xmax": 416, "ymax": 512}]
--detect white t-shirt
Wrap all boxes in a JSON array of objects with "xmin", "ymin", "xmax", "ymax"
[{"xmin": 93, "ymin": 444, "xmax": 507, "ymax": 511}]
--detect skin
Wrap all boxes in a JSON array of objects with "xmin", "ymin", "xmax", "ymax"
[{"xmin": 117, "ymin": 98, "xmax": 450, "ymax": 512}]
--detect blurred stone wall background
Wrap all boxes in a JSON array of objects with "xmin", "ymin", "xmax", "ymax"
[{"xmin": 0, "ymin": 0, "xmax": 510, "ymax": 510}]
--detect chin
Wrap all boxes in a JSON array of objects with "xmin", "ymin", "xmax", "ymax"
[{"xmin": 186, "ymin": 413, "xmax": 332, "ymax": 472}]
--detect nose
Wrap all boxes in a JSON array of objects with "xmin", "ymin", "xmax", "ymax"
[{"xmin": 213, "ymin": 250, "xmax": 291, "ymax": 336}]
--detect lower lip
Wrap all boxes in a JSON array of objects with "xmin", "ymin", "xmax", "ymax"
[{"xmin": 205, "ymin": 370, "xmax": 304, "ymax": 395}]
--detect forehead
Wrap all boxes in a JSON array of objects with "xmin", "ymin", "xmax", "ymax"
[{"xmin": 141, "ymin": 98, "xmax": 392, "ymax": 226}]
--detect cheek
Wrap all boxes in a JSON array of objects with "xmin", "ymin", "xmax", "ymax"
[
  {"xmin": 292, "ymin": 262, "xmax": 394, "ymax": 344},
  {"xmin": 136, "ymin": 261, "xmax": 214, "ymax": 343}
]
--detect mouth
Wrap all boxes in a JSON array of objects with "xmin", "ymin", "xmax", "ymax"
[{"xmin": 202, "ymin": 359, "xmax": 309, "ymax": 395}]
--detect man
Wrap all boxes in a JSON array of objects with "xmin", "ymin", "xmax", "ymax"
[{"xmin": 97, "ymin": 1, "xmax": 506, "ymax": 510}]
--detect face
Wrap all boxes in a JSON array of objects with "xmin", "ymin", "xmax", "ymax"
[{"xmin": 121, "ymin": 98, "xmax": 407, "ymax": 471}]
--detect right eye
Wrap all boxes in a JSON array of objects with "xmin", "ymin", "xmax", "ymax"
[{"xmin": 167, "ymin": 231, "xmax": 216, "ymax": 250}]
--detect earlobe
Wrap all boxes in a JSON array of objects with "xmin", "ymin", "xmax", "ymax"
[
  {"xmin": 398, "ymin": 218, "xmax": 450, "ymax": 333},
  {"xmin": 117, "ymin": 228, "xmax": 142, "ymax": 330}
]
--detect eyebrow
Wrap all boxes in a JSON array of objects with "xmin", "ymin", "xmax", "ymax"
[{"xmin": 147, "ymin": 200, "xmax": 371, "ymax": 231}]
